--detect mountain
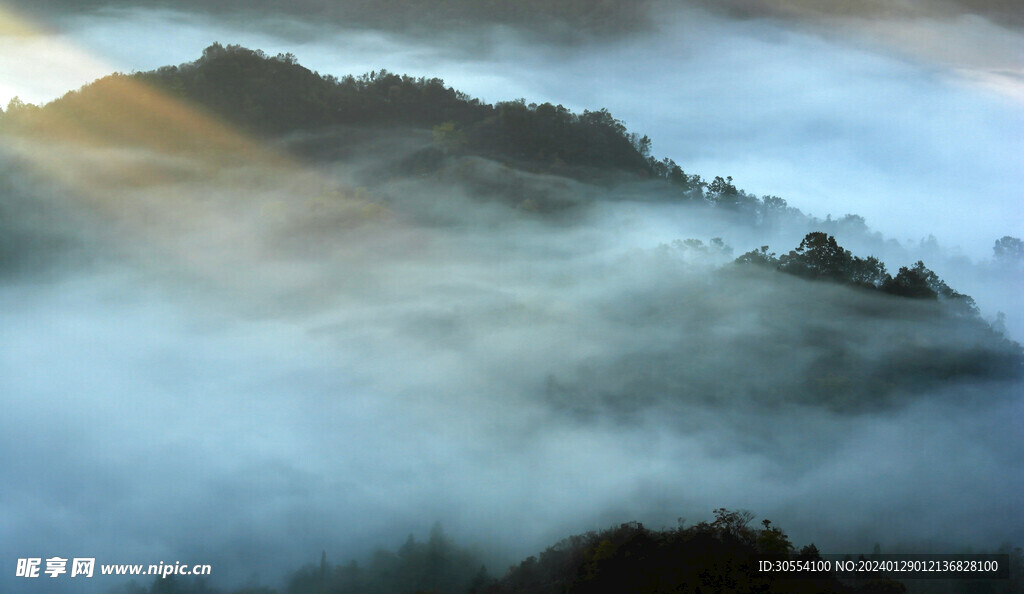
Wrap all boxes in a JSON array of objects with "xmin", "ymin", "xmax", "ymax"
[
  {"xmin": 2, "ymin": 44, "xmax": 1023, "ymax": 594},
  {"xmin": 1, "ymin": 44, "xmax": 1021, "ymax": 398},
  {"xmin": 2, "ymin": 43, "xmax": 650, "ymax": 178}
]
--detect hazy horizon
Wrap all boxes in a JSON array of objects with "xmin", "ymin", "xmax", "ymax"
[{"xmin": 1, "ymin": 2, "xmax": 1022, "ymax": 592}]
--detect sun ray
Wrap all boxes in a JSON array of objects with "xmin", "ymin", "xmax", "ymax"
[{"xmin": 0, "ymin": 7, "xmax": 393, "ymax": 296}]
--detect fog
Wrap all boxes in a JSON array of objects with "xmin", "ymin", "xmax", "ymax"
[
  {"xmin": 4, "ymin": 2, "xmax": 1020, "ymax": 255},
  {"xmin": 2, "ymin": 121, "xmax": 1022, "ymax": 592},
  {"xmin": 1, "ymin": 2, "xmax": 1023, "ymax": 592}
]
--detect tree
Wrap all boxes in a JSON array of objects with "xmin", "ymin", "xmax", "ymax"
[
  {"xmin": 846, "ymin": 255, "xmax": 889, "ymax": 288},
  {"xmin": 994, "ymin": 236, "xmax": 1024, "ymax": 267},
  {"xmin": 4, "ymin": 96, "xmax": 37, "ymax": 117},
  {"xmin": 200, "ymin": 41, "xmax": 226, "ymax": 61},
  {"xmin": 707, "ymin": 175, "xmax": 737, "ymax": 198},
  {"xmin": 629, "ymin": 132, "xmax": 651, "ymax": 157},
  {"xmin": 758, "ymin": 519, "xmax": 794, "ymax": 555},
  {"xmin": 709, "ymin": 507, "xmax": 756, "ymax": 542},
  {"xmin": 761, "ymin": 195, "xmax": 787, "ymax": 212},
  {"xmin": 778, "ymin": 232, "xmax": 854, "ymax": 282},
  {"xmin": 432, "ymin": 121, "xmax": 465, "ymax": 154},
  {"xmin": 735, "ymin": 246, "xmax": 778, "ymax": 267},
  {"xmin": 881, "ymin": 261, "xmax": 979, "ymax": 315},
  {"xmin": 883, "ymin": 261, "xmax": 939, "ymax": 299}
]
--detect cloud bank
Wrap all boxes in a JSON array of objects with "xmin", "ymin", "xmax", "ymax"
[{"xmin": 1, "ymin": 125, "xmax": 1021, "ymax": 591}]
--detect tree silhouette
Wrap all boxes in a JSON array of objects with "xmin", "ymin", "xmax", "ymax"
[
  {"xmin": 778, "ymin": 232, "xmax": 856, "ymax": 282},
  {"xmin": 994, "ymin": 236, "xmax": 1024, "ymax": 267}
]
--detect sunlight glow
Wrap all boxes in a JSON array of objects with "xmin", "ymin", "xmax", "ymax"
[
  {"xmin": 0, "ymin": 6, "xmax": 387, "ymax": 292},
  {"xmin": 0, "ymin": 7, "xmax": 113, "ymax": 106}
]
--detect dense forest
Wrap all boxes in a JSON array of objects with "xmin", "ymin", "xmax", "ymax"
[
  {"xmin": 4, "ymin": 43, "xmax": 1023, "ymax": 256},
  {"xmin": 3, "ymin": 44, "xmax": 1020, "ymax": 400},
  {"xmin": 1, "ymin": 43, "xmax": 648, "ymax": 175},
  {"xmin": 2, "ymin": 45, "xmax": 1022, "ymax": 594},
  {"xmin": 0, "ymin": 43, "xmax": 833, "ymax": 223},
  {"xmin": 108, "ymin": 509, "xmax": 1023, "ymax": 593},
  {"xmin": 2, "ymin": 43, "xmax": 1021, "ymax": 409}
]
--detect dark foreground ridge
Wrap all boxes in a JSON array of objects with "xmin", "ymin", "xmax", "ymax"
[{"xmin": 110, "ymin": 509, "xmax": 1024, "ymax": 593}]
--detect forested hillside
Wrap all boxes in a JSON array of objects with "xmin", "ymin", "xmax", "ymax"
[
  {"xmin": 2, "ymin": 44, "xmax": 1021, "ymax": 594},
  {"xmin": 110, "ymin": 509, "xmax": 1024, "ymax": 593}
]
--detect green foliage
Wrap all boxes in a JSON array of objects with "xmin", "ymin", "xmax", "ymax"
[
  {"xmin": 731, "ymin": 234, "xmax": 1022, "ymax": 392},
  {"xmin": 490, "ymin": 510, "xmax": 850, "ymax": 593},
  {"xmin": 432, "ymin": 120, "xmax": 466, "ymax": 154},
  {"xmin": 735, "ymin": 245, "xmax": 779, "ymax": 267},
  {"xmin": 104, "ymin": 514, "xmax": 1024, "ymax": 594},
  {"xmin": 740, "ymin": 231, "xmax": 887, "ymax": 289},
  {"xmin": 707, "ymin": 175, "xmax": 738, "ymax": 197},
  {"xmin": 0, "ymin": 42, "xmax": 907, "ymax": 242},
  {"xmin": 741, "ymin": 232, "xmax": 989, "ymax": 316},
  {"xmin": 629, "ymin": 132, "xmax": 651, "ymax": 157},
  {"xmin": 467, "ymin": 103, "xmax": 649, "ymax": 171},
  {"xmin": 646, "ymin": 156, "xmax": 703, "ymax": 194},
  {"xmin": 0, "ymin": 96, "xmax": 35, "ymax": 131},
  {"xmin": 778, "ymin": 232, "xmax": 864, "ymax": 284},
  {"xmin": 758, "ymin": 519, "xmax": 794, "ymax": 556},
  {"xmin": 5, "ymin": 96, "xmax": 31, "ymax": 114},
  {"xmin": 846, "ymin": 255, "xmax": 889, "ymax": 289},
  {"xmin": 761, "ymin": 195, "xmax": 788, "ymax": 212},
  {"xmin": 882, "ymin": 261, "xmax": 940, "ymax": 299},
  {"xmin": 881, "ymin": 261, "xmax": 979, "ymax": 316},
  {"xmin": 119, "ymin": 44, "xmax": 653, "ymax": 175}
]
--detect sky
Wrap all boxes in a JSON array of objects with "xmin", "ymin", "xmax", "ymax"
[
  {"xmin": 1, "ymin": 2, "xmax": 1023, "ymax": 592},
  {"xmin": 0, "ymin": 0, "xmax": 1022, "ymax": 255}
]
